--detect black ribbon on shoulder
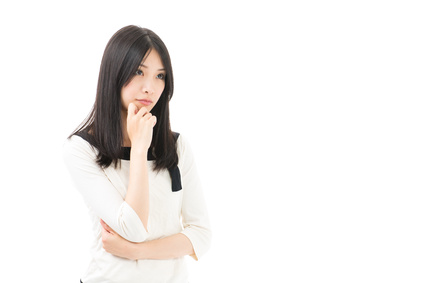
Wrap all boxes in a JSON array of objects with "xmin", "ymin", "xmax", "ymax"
[
  {"xmin": 168, "ymin": 166, "xmax": 182, "ymax": 192},
  {"xmin": 168, "ymin": 132, "xmax": 182, "ymax": 192}
]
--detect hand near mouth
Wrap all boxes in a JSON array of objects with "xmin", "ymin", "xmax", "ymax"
[{"xmin": 126, "ymin": 102, "xmax": 157, "ymax": 152}]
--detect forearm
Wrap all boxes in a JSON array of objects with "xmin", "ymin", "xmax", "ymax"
[
  {"xmin": 125, "ymin": 147, "xmax": 149, "ymax": 231},
  {"xmin": 132, "ymin": 233, "xmax": 195, "ymax": 260}
]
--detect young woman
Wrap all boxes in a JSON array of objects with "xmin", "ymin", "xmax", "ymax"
[{"xmin": 63, "ymin": 25, "xmax": 211, "ymax": 283}]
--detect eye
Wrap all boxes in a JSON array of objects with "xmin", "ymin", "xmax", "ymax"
[
  {"xmin": 157, "ymin": 73, "xmax": 165, "ymax": 80},
  {"xmin": 135, "ymin": 69, "xmax": 143, "ymax": 76}
]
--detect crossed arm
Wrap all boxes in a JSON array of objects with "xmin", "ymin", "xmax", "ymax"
[
  {"xmin": 64, "ymin": 134, "xmax": 210, "ymax": 261},
  {"xmin": 100, "ymin": 219, "xmax": 195, "ymax": 260}
]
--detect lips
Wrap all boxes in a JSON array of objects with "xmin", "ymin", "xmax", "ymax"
[{"xmin": 136, "ymin": 99, "xmax": 152, "ymax": 106}]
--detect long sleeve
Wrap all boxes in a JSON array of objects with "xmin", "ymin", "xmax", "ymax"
[
  {"xmin": 63, "ymin": 135, "xmax": 148, "ymax": 242},
  {"xmin": 178, "ymin": 136, "xmax": 212, "ymax": 260}
]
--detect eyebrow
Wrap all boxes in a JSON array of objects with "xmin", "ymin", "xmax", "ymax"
[{"xmin": 139, "ymin": 64, "xmax": 166, "ymax": 72}]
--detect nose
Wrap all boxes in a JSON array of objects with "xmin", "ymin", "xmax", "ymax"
[{"xmin": 141, "ymin": 79, "xmax": 153, "ymax": 95}]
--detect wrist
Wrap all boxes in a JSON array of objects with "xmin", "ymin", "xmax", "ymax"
[
  {"xmin": 130, "ymin": 144, "xmax": 149, "ymax": 156},
  {"xmin": 132, "ymin": 242, "xmax": 150, "ymax": 260}
]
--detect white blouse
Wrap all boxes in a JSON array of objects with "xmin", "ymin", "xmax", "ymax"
[{"xmin": 63, "ymin": 134, "xmax": 211, "ymax": 283}]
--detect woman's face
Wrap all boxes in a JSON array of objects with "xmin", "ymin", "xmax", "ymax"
[{"xmin": 121, "ymin": 49, "xmax": 166, "ymax": 113}]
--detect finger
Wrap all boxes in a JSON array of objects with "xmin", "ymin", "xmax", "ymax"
[
  {"xmin": 101, "ymin": 225, "xmax": 108, "ymax": 242},
  {"xmin": 100, "ymin": 219, "xmax": 112, "ymax": 233},
  {"xmin": 150, "ymin": 115, "xmax": 157, "ymax": 127},
  {"xmin": 127, "ymin": 103, "xmax": 138, "ymax": 118},
  {"xmin": 101, "ymin": 227, "xmax": 109, "ymax": 247},
  {"xmin": 142, "ymin": 113, "xmax": 153, "ymax": 121},
  {"xmin": 136, "ymin": 107, "xmax": 149, "ymax": 118}
]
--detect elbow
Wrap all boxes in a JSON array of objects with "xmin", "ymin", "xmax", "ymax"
[
  {"xmin": 198, "ymin": 226, "xmax": 212, "ymax": 252},
  {"xmin": 182, "ymin": 225, "xmax": 212, "ymax": 260},
  {"xmin": 119, "ymin": 225, "xmax": 148, "ymax": 243},
  {"xmin": 202, "ymin": 226, "xmax": 212, "ymax": 254},
  {"xmin": 117, "ymin": 202, "xmax": 149, "ymax": 242}
]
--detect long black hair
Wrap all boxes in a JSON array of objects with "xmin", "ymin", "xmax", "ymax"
[{"xmin": 70, "ymin": 25, "xmax": 178, "ymax": 171}]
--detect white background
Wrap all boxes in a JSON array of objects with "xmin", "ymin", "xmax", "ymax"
[{"xmin": 1, "ymin": 0, "xmax": 423, "ymax": 282}]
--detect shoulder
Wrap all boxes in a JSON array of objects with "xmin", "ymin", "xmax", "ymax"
[
  {"xmin": 174, "ymin": 132, "xmax": 186, "ymax": 153},
  {"xmin": 62, "ymin": 134, "xmax": 98, "ymax": 162},
  {"xmin": 174, "ymin": 133, "xmax": 196, "ymax": 166}
]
